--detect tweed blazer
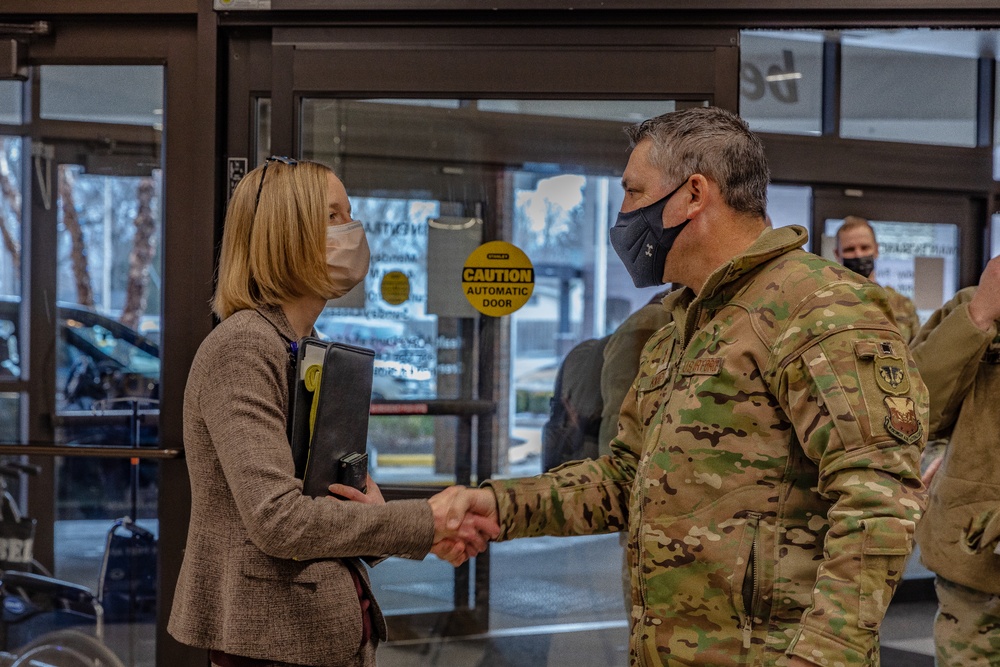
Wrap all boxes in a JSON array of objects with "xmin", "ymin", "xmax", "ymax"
[{"xmin": 168, "ymin": 305, "xmax": 435, "ymax": 667}]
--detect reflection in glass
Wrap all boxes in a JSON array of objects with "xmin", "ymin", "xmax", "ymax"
[
  {"xmin": 54, "ymin": 165, "xmax": 162, "ymax": 445},
  {"xmin": 740, "ymin": 31, "xmax": 823, "ymax": 136},
  {"xmin": 40, "ymin": 66, "xmax": 164, "ymax": 128},
  {"xmin": 0, "ymin": 136, "xmax": 23, "ymax": 298}
]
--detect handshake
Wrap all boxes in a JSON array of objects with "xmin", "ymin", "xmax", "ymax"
[
  {"xmin": 426, "ymin": 486, "xmax": 501, "ymax": 566},
  {"xmin": 328, "ymin": 477, "xmax": 500, "ymax": 566}
]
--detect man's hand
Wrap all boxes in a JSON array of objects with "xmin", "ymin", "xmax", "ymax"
[
  {"xmin": 328, "ymin": 474, "xmax": 384, "ymax": 505},
  {"xmin": 427, "ymin": 486, "xmax": 500, "ymax": 566},
  {"xmin": 969, "ymin": 255, "xmax": 1000, "ymax": 331}
]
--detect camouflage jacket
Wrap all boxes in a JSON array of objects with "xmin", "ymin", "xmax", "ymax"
[
  {"xmin": 911, "ymin": 287, "xmax": 1000, "ymax": 594},
  {"xmin": 485, "ymin": 226, "xmax": 928, "ymax": 667},
  {"xmin": 884, "ymin": 286, "xmax": 919, "ymax": 344}
]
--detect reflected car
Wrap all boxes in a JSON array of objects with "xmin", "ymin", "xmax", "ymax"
[
  {"xmin": 0, "ymin": 297, "xmax": 161, "ymax": 445},
  {"xmin": 372, "ymin": 359, "xmax": 435, "ymax": 400}
]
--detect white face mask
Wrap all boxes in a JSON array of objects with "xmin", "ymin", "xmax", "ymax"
[{"xmin": 326, "ymin": 221, "xmax": 370, "ymax": 298}]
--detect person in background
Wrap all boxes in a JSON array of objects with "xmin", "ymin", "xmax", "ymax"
[
  {"xmin": 168, "ymin": 156, "xmax": 498, "ymax": 667},
  {"xmin": 437, "ymin": 107, "xmax": 928, "ymax": 666},
  {"xmin": 834, "ymin": 214, "xmax": 920, "ymax": 342},
  {"xmin": 911, "ymin": 255, "xmax": 1000, "ymax": 667}
]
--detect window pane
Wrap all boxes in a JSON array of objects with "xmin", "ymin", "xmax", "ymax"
[
  {"xmin": 40, "ymin": 66, "xmax": 163, "ymax": 127},
  {"xmin": 740, "ymin": 31, "xmax": 823, "ymax": 136},
  {"xmin": 477, "ymin": 99, "xmax": 676, "ymax": 123},
  {"xmin": 767, "ymin": 184, "xmax": 813, "ymax": 252},
  {"xmin": 0, "ymin": 136, "xmax": 22, "ymax": 298},
  {"xmin": 52, "ymin": 456, "xmax": 158, "ymax": 665},
  {"xmin": 0, "ymin": 136, "xmax": 22, "ymax": 384},
  {"xmin": 841, "ymin": 40, "xmax": 977, "ymax": 146},
  {"xmin": 54, "ymin": 165, "xmax": 162, "ymax": 444},
  {"xmin": 301, "ymin": 97, "xmax": 686, "ymax": 641},
  {"xmin": 0, "ymin": 81, "xmax": 23, "ymax": 124},
  {"xmin": 0, "ymin": 392, "xmax": 19, "ymax": 443}
]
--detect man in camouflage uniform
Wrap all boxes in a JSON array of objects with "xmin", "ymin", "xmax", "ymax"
[
  {"xmin": 445, "ymin": 107, "xmax": 928, "ymax": 666},
  {"xmin": 911, "ymin": 255, "xmax": 1000, "ymax": 666},
  {"xmin": 834, "ymin": 215, "xmax": 920, "ymax": 342}
]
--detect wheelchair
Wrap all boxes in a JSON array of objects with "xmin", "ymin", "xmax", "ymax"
[{"xmin": 0, "ymin": 462, "xmax": 125, "ymax": 667}]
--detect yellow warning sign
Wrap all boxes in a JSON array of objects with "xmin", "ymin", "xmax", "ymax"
[
  {"xmin": 461, "ymin": 241, "xmax": 534, "ymax": 317},
  {"xmin": 380, "ymin": 271, "xmax": 410, "ymax": 306}
]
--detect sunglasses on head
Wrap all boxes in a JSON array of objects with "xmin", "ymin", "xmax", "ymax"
[{"xmin": 253, "ymin": 155, "xmax": 299, "ymax": 213}]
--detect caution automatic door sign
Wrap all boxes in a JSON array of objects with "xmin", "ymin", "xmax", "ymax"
[{"xmin": 461, "ymin": 241, "xmax": 535, "ymax": 317}]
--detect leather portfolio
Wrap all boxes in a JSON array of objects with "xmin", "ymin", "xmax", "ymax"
[{"xmin": 287, "ymin": 337, "xmax": 374, "ymax": 496}]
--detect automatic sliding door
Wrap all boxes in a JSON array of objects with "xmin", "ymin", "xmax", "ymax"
[{"xmin": 230, "ymin": 23, "xmax": 739, "ymax": 652}]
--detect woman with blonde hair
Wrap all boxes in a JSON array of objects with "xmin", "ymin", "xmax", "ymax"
[{"xmin": 168, "ymin": 157, "xmax": 496, "ymax": 667}]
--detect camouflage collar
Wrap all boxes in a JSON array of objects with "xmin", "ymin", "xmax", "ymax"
[{"xmin": 699, "ymin": 225, "xmax": 809, "ymax": 303}]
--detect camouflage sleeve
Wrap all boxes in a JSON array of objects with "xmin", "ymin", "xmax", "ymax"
[
  {"xmin": 484, "ymin": 328, "xmax": 671, "ymax": 541},
  {"xmin": 776, "ymin": 328, "xmax": 928, "ymax": 664},
  {"xmin": 910, "ymin": 290, "xmax": 995, "ymax": 437},
  {"xmin": 483, "ymin": 454, "xmax": 633, "ymax": 541}
]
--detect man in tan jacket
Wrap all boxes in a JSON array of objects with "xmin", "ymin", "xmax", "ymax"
[{"xmin": 912, "ymin": 254, "xmax": 1000, "ymax": 666}]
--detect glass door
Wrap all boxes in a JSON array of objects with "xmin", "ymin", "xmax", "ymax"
[
  {"xmin": 1, "ymin": 63, "xmax": 166, "ymax": 667},
  {"xmin": 228, "ymin": 22, "xmax": 740, "ymax": 655},
  {"xmin": 812, "ymin": 188, "xmax": 982, "ymax": 323}
]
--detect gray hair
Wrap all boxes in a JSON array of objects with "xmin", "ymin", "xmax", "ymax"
[{"xmin": 625, "ymin": 107, "xmax": 769, "ymax": 218}]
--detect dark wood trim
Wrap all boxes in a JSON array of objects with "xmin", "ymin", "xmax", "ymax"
[
  {"xmin": 0, "ymin": 445, "xmax": 182, "ymax": 458},
  {"xmin": 764, "ymin": 133, "xmax": 993, "ymax": 195},
  {"xmin": 977, "ymin": 57, "xmax": 995, "ymax": 148},
  {"xmin": 268, "ymin": 0, "xmax": 1000, "ymax": 10},
  {"xmin": 155, "ymin": 3, "xmax": 219, "ymax": 666},
  {"xmin": 821, "ymin": 40, "xmax": 840, "ymax": 137},
  {"xmin": 0, "ymin": 0, "xmax": 196, "ymax": 14}
]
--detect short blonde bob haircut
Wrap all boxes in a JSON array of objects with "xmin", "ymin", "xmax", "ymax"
[{"xmin": 213, "ymin": 159, "xmax": 337, "ymax": 320}]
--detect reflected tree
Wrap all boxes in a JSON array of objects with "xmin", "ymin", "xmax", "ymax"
[
  {"xmin": 0, "ymin": 140, "xmax": 20, "ymax": 273},
  {"xmin": 58, "ymin": 165, "xmax": 95, "ymax": 308},
  {"xmin": 120, "ymin": 177, "xmax": 156, "ymax": 330}
]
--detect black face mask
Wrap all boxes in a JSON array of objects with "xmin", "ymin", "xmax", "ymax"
[
  {"xmin": 609, "ymin": 180, "xmax": 690, "ymax": 288},
  {"xmin": 842, "ymin": 254, "xmax": 876, "ymax": 278}
]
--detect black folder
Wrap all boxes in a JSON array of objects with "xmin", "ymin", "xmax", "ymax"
[{"xmin": 287, "ymin": 337, "xmax": 375, "ymax": 496}]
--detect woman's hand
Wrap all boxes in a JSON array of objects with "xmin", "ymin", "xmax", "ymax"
[{"xmin": 328, "ymin": 475, "xmax": 384, "ymax": 505}]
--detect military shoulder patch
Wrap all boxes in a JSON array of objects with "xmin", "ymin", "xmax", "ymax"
[
  {"xmin": 884, "ymin": 396, "xmax": 922, "ymax": 445},
  {"xmin": 875, "ymin": 352, "xmax": 909, "ymax": 395}
]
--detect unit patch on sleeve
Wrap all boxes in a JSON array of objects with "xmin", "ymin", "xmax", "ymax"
[
  {"xmin": 884, "ymin": 396, "xmax": 922, "ymax": 445},
  {"xmin": 875, "ymin": 346, "xmax": 909, "ymax": 396}
]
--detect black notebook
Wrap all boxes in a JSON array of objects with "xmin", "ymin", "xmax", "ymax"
[{"xmin": 287, "ymin": 337, "xmax": 375, "ymax": 496}]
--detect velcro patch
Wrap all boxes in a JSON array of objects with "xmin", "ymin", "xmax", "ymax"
[
  {"xmin": 679, "ymin": 358, "xmax": 723, "ymax": 376},
  {"xmin": 875, "ymin": 354, "xmax": 909, "ymax": 395},
  {"xmin": 884, "ymin": 396, "xmax": 922, "ymax": 445}
]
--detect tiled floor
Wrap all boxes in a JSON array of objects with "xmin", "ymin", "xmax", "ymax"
[{"xmin": 380, "ymin": 597, "xmax": 939, "ymax": 666}]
